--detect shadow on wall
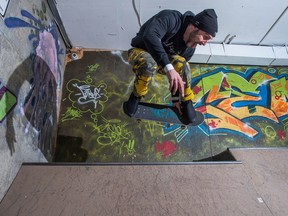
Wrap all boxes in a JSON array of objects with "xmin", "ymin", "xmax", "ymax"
[
  {"xmin": 3, "ymin": 3, "xmax": 65, "ymax": 161},
  {"xmin": 54, "ymin": 135, "xmax": 88, "ymax": 162},
  {"xmin": 5, "ymin": 55, "xmax": 58, "ymax": 160}
]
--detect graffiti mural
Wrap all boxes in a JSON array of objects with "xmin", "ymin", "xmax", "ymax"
[
  {"xmin": 57, "ymin": 51, "xmax": 288, "ymax": 163},
  {"xmin": 191, "ymin": 67, "xmax": 287, "ymax": 140},
  {"xmin": 0, "ymin": 79, "xmax": 17, "ymax": 123},
  {"xmin": 4, "ymin": 2, "xmax": 64, "ymax": 158},
  {"xmin": 60, "ymin": 63, "xmax": 108, "ymax": 123}
]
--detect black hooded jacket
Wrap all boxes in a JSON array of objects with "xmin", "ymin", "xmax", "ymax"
[{"xmin": 131, "ymin": 10, "xmax": 196, "ymax": 68}]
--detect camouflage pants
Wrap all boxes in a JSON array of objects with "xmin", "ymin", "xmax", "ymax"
[{"xmin": 128, "ymin": 48, "xmax": 194, "ymax": 101}]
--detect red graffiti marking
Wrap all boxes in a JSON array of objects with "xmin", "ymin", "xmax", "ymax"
[
  {"xmin": 196, "ymin": 105, "xmax": 206, "ymax": 113},
  {"xmin": 277, "ymin": 130, "xmax": 286, "ymax": 140},
  {"xmin": 155, "ymin": 141, "xmax": 176, "ymax": 158},
  {"xmin": 208, "ymin": 119, "xmax": 221, "ymax": 128},
  {"xmin": 193, "ymin": 85, "xmax": 202, "ymax": 95},
  {"xmin": 221, "ymin": 77, "xmax": 230, "ymax": 88},
  {"xmin": 274, "ymin": 90, "xmax": 282, "ymax": 100},
  {"xmin": 208, "ymin": 120, "xmax": 217, "ymax": 128}
]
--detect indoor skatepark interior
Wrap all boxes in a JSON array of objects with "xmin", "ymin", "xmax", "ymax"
[
  {"xmin": 1, "ymin": 1, "xmax": 288, "ymax": 215},
  {"xmin": 1, "ymin": 49, "xmax": 288, "ymax": 215}
]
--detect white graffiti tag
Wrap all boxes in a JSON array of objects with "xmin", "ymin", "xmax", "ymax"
[{"xmin": 73, "ymin": 83, "xmax": 104, "ymax": 109}]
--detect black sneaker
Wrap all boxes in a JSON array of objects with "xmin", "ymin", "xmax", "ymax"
[
  {"xmin": 181, "ymin": 100, "xmax": 196, "ymax": 123},
  {"xmin": 123, "ymin": 93, "xmax": 141, "ymax": 117}
]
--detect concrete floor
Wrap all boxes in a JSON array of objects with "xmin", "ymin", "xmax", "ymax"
[{"xmin": 1, "ymin": 148, "xmax": 287, "ymax": 216}]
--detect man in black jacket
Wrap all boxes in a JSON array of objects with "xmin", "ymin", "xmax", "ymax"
[{"xmin": 123, "ymin": 9, "xmax": 218, "ymax": 123}]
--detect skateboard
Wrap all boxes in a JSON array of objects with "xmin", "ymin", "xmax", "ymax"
[{"xmin": 133, "ymin": 102, "xmax": 204, "ymax": 126}]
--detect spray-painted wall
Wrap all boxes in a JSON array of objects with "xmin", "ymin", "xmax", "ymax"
[
  {"xmin": 0, "ymin": 0, "xmax": 66, "ymax": 200},
  {"xmin": 57, "ymin": 51, "xmax": 288, "ymax": 162}
]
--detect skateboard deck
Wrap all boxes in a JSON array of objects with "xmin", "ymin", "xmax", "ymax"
[{"xmin": 133, "ymin": 102, "xmax": 204, "ymax": 126}]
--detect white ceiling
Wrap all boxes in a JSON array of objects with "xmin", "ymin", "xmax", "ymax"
[
  {"xmin": 55, "ymin": 0, "xmax": 288, "ymax": 65},
  {"xmin": 55, "ymin": 0, "xmax": 288, "ymax": 49}
]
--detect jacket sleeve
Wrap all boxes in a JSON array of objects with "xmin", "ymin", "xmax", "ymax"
[{"xmin": 142, "ymin": 11, "xmax": 181, "ymax": 68}]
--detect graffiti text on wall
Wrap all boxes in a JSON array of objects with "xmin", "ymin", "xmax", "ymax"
[{"xmin": 192, "ymin": 68, "xmax": 287, "ymax": 139}]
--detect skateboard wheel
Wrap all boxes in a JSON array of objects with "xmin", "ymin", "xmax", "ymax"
[
  {"xmin": 136, "ymin": 119, "xmax": 141, "ymax": 123},
  {"xmin": 181, "ymin": 125, "xmax": 186, "ymax": 129}
]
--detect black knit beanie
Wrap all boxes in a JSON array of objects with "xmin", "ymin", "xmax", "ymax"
[{"xmin": 191, "ymin": 9, "xmax": 218, "ymax": 37}]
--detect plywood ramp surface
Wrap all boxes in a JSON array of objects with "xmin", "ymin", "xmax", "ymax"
[
  {"xmin": 230, "ymin": 148, "xmax": 288, "ymax": 216},
  {"xmin": 1, "ymin": 148, "xmax": 288, "ymax": 216}
]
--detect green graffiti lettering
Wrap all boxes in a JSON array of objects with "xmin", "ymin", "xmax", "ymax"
[
  {"xmin": 97, "ymin": 117, "xmax": 131, "ymax": 146},
  {"xmin": 264, "ymin": 125, "xmax": 277, "ymax": 139},
  {"xmin": 126, "ymin": 140, "xmax": 135, "ymax": 156},
  {"xmin": 86, "ymin": 63, "xmax": 100, "ymax": 73},
  {"xmin": 61, "ymin": 107, "xmax": 82, "ymax": 122}
]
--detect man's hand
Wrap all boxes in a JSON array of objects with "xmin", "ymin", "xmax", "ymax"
[{"xmin": 166, "ymin": 69, "xmax": 185, "ymax": 97}]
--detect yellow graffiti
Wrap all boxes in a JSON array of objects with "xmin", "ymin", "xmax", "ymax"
[
  {"xmin": 217, "ymin": 95, "xmax": 279, "ymax": 122},
  {"xmin": 207, "ymin": 105, "xmax": 258, "ymax": 137},
  {"xmin": 199, "ymin": 69, "xmax": 287, "ymax": 137}
]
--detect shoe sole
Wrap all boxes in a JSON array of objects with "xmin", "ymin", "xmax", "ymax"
[{"xmin": 122, "ymin": 102, "xmax": 134, "ymax": 117}]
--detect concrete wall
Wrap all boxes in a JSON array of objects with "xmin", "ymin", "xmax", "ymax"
[{"xmin": 0, "ymin": 0, "xmax": 66, "ymax": 201}]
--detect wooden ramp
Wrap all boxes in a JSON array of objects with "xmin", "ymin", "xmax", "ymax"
[{"xmin": 1, "ymin": 148, "xmax": 288, "ymax": 216}]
